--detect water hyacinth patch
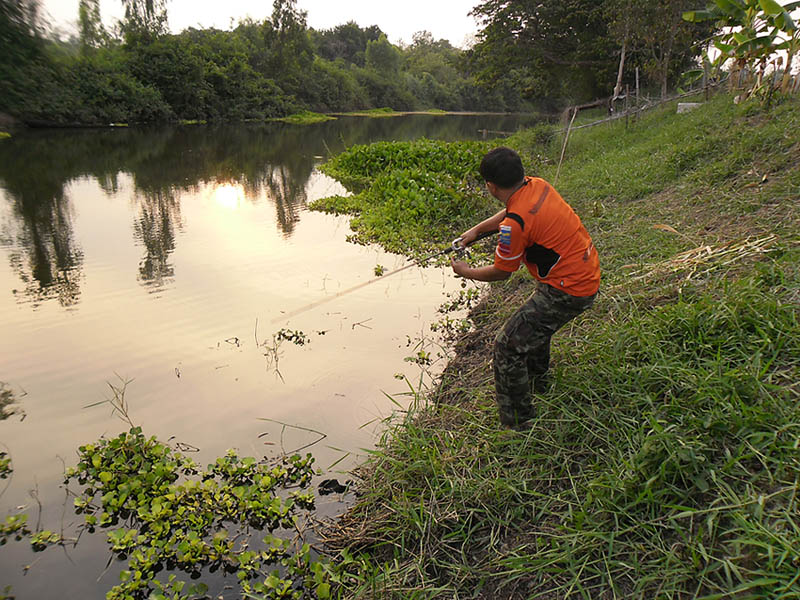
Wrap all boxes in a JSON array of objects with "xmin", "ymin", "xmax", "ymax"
[
  {"xmin": 312, "ymin": 139, "xmax": 498, "ymax": 260},
  {"xmin": 0, "ymin": 514, "xmax": 30, "ymax": 545},
  {"xmin": 61, "ymin": 427, "xmax": 330, "ymax": 599},
  {"xmin": 321, "ymin": 138, "xmax": 490, "ymax": 186}
]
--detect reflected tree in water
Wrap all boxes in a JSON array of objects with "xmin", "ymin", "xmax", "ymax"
[
  {"xmin": 261, "ymin": 162, "xmax": 307, "ymax": 235},
  {"xmin": 1, "ymin": 170, "xmax": 83, "ymax": 308},
  {"xmin": 132, "ymin": 188, "xmax": 181, "ymax": 288}
]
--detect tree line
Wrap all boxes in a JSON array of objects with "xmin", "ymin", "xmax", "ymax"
[{"xmin": 0, "ymin": 0, "xmax": 735, "ymax": 126}]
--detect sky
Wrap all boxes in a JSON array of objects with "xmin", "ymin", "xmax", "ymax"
[{"xmin": 40, "ymin": 0, "xmax": 483, "ymax": 48}]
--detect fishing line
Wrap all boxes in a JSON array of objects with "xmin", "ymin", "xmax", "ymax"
[{"xmin": 271, "ymin": 230, "xmax": 497, "ymax": 324}]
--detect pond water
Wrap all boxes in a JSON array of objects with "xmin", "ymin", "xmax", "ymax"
[{"xmin": 0, "ymin": 113, "xmax": 541, "ymax": 598}]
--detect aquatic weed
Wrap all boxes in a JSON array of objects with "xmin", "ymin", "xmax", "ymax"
[
  {"xmin": 61, "ymin": 427, "xmax": 330, "ymax": 599},
  {"xmin": 312, "ymin": 139, "xmax": 497, "ymax": 260}
]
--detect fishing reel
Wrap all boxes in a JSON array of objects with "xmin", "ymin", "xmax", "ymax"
[
  {"xmin": 450, "ymin": 237, "xmax": 469, "ymax": 258},
  {"xmin": 448, "ymin": 230, "xmax": 497, "ymax": 260}
]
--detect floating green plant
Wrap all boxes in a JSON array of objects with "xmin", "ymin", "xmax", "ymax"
[
  {"xmin": 60, "ymin": 427, "xmax": 329, "ymax": 599},
  {"xmin": 312, "ymin": 139, "xmax": 496, "ymax": 260},
  {"xmin": 0, "ymin": 452, "xmax": 10, "ymax": 480}
]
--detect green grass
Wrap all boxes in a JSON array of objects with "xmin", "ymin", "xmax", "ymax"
[
  {"xmin": 321, "ymin": 92, "xmax": 800, "ymax": 599},
  {"xmin": 277, "ymin": 110, "xmax": 336, "ymax": 125},
  {"xmin": 338, "ymin": 107, "xmax": 401, "ymax": 118}
]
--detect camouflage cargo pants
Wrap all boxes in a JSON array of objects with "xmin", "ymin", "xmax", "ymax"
[{"xmin": 494, "ymin": 282, "xmax": 596, "ymax": 427}]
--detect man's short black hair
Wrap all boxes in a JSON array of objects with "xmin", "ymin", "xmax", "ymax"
[{"xmin": 479, "ymin": 147, "xmax": 525, "ymax": 189}]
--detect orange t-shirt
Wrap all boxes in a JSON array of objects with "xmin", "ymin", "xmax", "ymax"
[{"xmin": 494, "ymin": 177, "xmax": 600, "ymax": 297}]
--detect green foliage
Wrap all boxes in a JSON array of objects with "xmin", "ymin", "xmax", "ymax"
[
  {"xmin": 78, "ymin": 0, "xmax": 105, "ymax": 54},
  {"xmin": 120, "ymin": 0, "xmax": 168, "ymax": 40},
  {"xmin": 307, "ymin": 195, "xmax": 363, "ymax": 215},
  {"xmin": 67, "ymin": 56, "xmax": 173, "ymax": 124},
  {"xmin": 1, "ymin": 0, "xmax": 531, "ymax": 124},
  {"xmin": 0, "ymin": 452, "xmax": 10, "ymax": 479},
  {"xmin": 351, "ymin": 107, "xmax": 396, "ymax": 116},
  {"xmin": 125, "ymin": 29, "xmax": 294, "ymax": 122},
  {"xmin": 0, "ymin": 514, "xmax": 30, "ymax": 544},
  {"xmin": 352, "ymin": 67, "xmax": 417, "ymax": 112},
  {"xmin": 299, "ymin": 58, "xmax": 364, "ymax": 112},
  {"xmin": 365, "ymin": 34, "xmax": 401, "ymax": 74},
  {"xmin": 683, "ymin": 0, "xmax": 800, "ymax": 98},
  {"xmin": 314, "ymin": 139, "xmax": 495, "ymax": 258},
  {"xmin": 59, "ymin": 427, "xmax": 328, "ymax": 599},
  {"xmin": 310, "ymin": 20, "xmax": 382, "ymax": 67},
  {"xmin": 335, "ymin": 272, "xmax": 800, "ymax": 598},
  {"xmin": 277, "ymin": 110, "xmax": 335, "ymax": 124},
  {"xmin": 469, "ymin": 0, "xmax": 710, "ymax": 106},
  {"xmin": 602, "ymin": 0, "xmax": 715, "ymax": 98},
  {"xmin": 0, "ymin": 0, "xmax": 46, "ymax": 113},
  {"xmin": 266, "ymin": 0, "xmax": 315, "ymax": 90},
  {"xmin": 29, "ymin": 530, "xmax": 62, "ymax": 551},
  {"xmin": 468, "ymin": 1, "xmax": 617, "ymax": 106},
  {"xmin": 0, "ymin": 132, "xmax": 9, "ymax": 140}
]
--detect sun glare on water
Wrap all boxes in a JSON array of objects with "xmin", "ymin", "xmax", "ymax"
[{"xmin": 211, "ymin": 182, "xmax": 246, "ymax": 210}]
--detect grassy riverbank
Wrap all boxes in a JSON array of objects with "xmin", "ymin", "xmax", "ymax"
[{"xmin": 320, "ymin": 92, "xmax": 800, "ymax": 598}]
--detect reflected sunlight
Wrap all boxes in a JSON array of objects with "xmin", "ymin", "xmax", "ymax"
[{"xmin": 211, "ymin": 182, "xmax": 245, "ymax": 210}]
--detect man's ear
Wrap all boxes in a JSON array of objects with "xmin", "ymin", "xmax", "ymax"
[{"xmin": 485, "ymin": 181, "xmax": 499, "ymax": 198}]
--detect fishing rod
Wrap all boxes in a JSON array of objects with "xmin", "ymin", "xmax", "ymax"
[{"xmin": 271, "ymin": 230, "xmax": 497, "ymax": 324}]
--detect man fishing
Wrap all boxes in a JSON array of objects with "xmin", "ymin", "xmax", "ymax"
[{"xmin": 451, "ymin": 146, "xmax": 600, "ymax": 429}]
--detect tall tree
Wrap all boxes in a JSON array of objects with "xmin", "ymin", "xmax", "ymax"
[
  {"xmin": 365, "ymin": 33, "xmax": 401, "ymax": 74},
  {"xmin": 0, "ymin": 0, "xmax": 43, "ymax": 63},
  {"xmin": 406, "ymin": 31, "xmax": 460, "ymax": 81},
  {"xmin": 639, "ymin": 0, "xmax": 703, "ymax": 98},
  {"xmin": 606, "ymin": 0, "xmax": 643, "ymax": 99},
  {"xmin": 265, "ymin": 0, "xmax": 313, "ymax": 86},
  {"xmin": 312, "ymin": 20, "xmax": 383, "ymax": 66},
  {"xmin": 78, "ymin": 0, "xmax": 104, "ymax": 53},
  {"xmin": 121, "ymin": 0, "xmax": 168, "ymax": 39},
  {"xmin": 468, "ymin": 0, "xmax": 616, "ymax": 106},
  {"xmin": 0, "ymin": 0, "xmax": 45, "ymax": 113}
]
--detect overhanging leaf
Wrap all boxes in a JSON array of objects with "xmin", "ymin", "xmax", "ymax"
[
  {"xmin": 732, "ymin": 31, "xmax": 751, "ymax": 43},
  {"xmin": 683, "ymin": 9, "xmax": 716, "ymax": 22},
  {"xmin": 713, "ymin": 0, "xmax": 747, "ymax": 18},
  {"xmin": 758, "ymin": 0, "xmax": 784, "ymax": 15},
  {"xmin": 774, "ymin": 12, "xmax": 796, "ymax": 32},
  {"xmin": 714, "ymin": 40, "xmax": 735, "ymax": 53}
]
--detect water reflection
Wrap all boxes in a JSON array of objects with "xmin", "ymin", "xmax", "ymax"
[
  {"xmin": 211, "ymin": 183, "xmax": 245, "ymax": 210},
  {"xmin": 134, "ymin": 188, "xmax": 181, "ymax": 289},
  {"xmin": 0, "ymin": 114, "xmax": 543, "ymax": 307},
  {"xmin": 2, "ymin": 163, "xmax": 83, "ymax": 308},
  {"xmin": 0, "ymin": 382, "xmax": 23, "ymax": 421}
]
